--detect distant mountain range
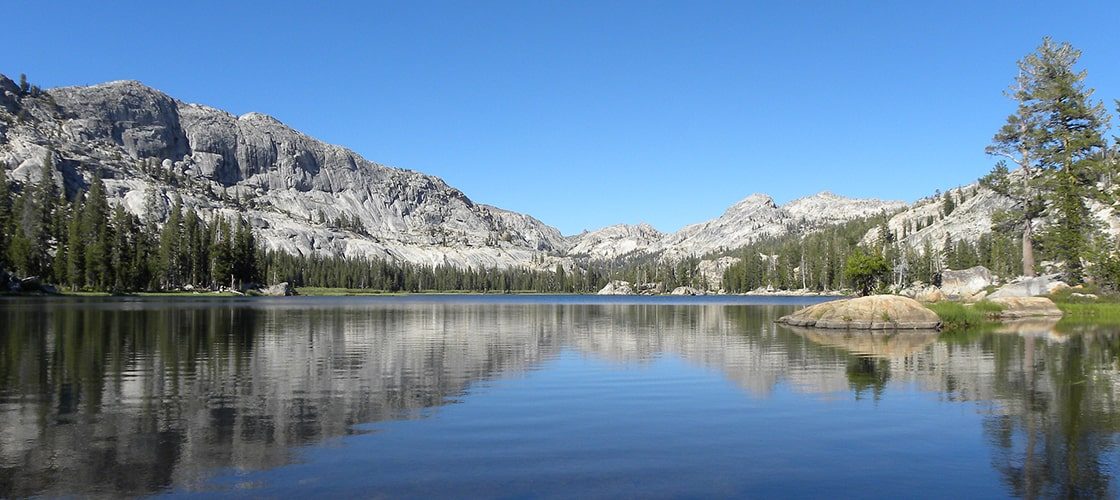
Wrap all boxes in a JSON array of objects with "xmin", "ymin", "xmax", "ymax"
[{"xmin": 1, "ymin": 74, "xmax": 1033, "ymax": 271}]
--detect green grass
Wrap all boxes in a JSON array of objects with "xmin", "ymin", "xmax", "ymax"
[
  {"xmin": 925, "ymin": 300, "xmax": 1005, "ymax": 332},
  {"xmin": 1054, "ymin": 301, "xmax": 1120, "ymax": 327}
]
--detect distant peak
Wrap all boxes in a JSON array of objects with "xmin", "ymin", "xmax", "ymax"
[
  {"xmin": 238, "ymin": 112, "xmax": 285, "ymax": 125},
  {"xmin": 730, "ymin": 193, "xmax": 776, "ymax": 208}
]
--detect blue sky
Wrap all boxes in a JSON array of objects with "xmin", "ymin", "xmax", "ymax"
[{"xmin": 6, "ymin": 1, "xmax": 1120, "ymax": 235}]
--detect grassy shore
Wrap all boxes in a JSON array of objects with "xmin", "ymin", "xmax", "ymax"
[
  {"xmin": 925, "ymin": 301, "xmax": 1006, "ymax": 332},
  {"xmin": 53, "ymin": 291, "xmax": 244, "ymax": 297}
]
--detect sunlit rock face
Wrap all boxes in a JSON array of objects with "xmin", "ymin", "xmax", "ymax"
[
  {"xmin": 572, "ymin": 193, "xmax": 905, "ymax": 263},
  {"xmin": 568, "ymin": 223, "xmax": 664, "ymax": 261},
  {"xmin": 0, "ymin": 76, "xmax": 569, "ymax": 270},
  {"xmin": 860, "ymin": 172, "xmax": 1120, "ymax": 255}
]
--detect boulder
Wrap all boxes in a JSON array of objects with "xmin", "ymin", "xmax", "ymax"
[
  {"xmin": 916, "ymin": 287, "xmax": 947, "ymax": 303},
  {"xmin": 17, "ymin": 276, "xmax": 42, "ymax": 293},
  {"xmin": 962, "ymin": 290, "xmax": 988, "ymax": 303},
  {"xmin": 988, "ymin": 296, "xmax": 1063, "ymax": 319},
  {"xmin": 940, "ymin": 266, "xmax": 993, "ymax": 299},
  {"xmin": 259, "ymin": 282, "xmax": 295, "ymax": 296},
  {"xmin": 776, "ymin": 295, "xmax": 941, "ymax": 330},
  {"xmin": 597, "ymin": 280, "xmax": 634, "ymax": 295},
  {"xmin": 670, "ymin": 286, "xmax": 705, "ymax": 296},
  {"xmin": 989, "ymin": 275, "xmax": 1068, "ymax": 298}
]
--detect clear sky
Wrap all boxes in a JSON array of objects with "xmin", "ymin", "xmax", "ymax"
[{"xmin": 6, "ymin": 1, "xmax": 1120, "ymax": 235}]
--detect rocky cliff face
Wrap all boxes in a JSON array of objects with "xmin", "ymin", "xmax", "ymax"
[
  {"xmin": 568, "ymin": 223, "xmax": 664, "ymax": 260},
  {"xmin": 573, "ymin": 192, "xmax": 905, "ymax": 262},
  {"xmin": 0, "ymin": 76, "xmax": 568, "ymax": 269},
  {"xmin": 859, "ymin": 172, "xmax": 1120, "ymax": 253},
  {"xmin": 785, "ymin": 191, "xmax": 908, "ymax": 226},
  {"xmin": 0, "ymin": 74, "xmax": 912, "ymax": 271},
  {"xmin": 860, "ymin": 183, "xmax": 1015, "ymax": 250}
]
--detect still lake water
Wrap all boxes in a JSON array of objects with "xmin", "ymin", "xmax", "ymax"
[{"xmin": 2, "ymin": 295, "xmax": 1119, "ymax": 498}]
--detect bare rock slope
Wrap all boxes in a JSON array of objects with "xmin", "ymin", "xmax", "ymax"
[
  {"xmin": 572, "ymin": 192, "xmax": 905, "ymax": 262},
  {"xmin": 0, "ymin": 74, "xmax": 910, "ymax": 272},
  {"xmin": 0, "ymin": 76, "xmax": 568, "ymax": 269}
]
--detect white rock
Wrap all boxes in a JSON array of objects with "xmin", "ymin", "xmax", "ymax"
[
  {"xmin": 939, "ymin": 266, "xmax": 992, "ymax": 299},
  {"xmin": 597, "ymin": 280, "xmax": 634, "ymax": 295}
]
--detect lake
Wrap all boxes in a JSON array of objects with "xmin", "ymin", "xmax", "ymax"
[{"xmin": 1, "ymin": 295, "xmax": 1118, "ymax": 498}]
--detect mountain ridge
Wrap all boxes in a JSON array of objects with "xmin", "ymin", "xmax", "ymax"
[{"xmin": 0, "ymin": 74, "xmax": 926, "ymax": 271}]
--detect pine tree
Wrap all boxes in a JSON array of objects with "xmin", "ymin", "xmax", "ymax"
[
  {"xmin": 211, "ymin": 217, "xmax": 234, "ymax": 289},
  {"xmin": 109, "ymin": 205, "xmax": 136, "ymax": 291},
  {"xmin": 942, "ymin": 191, "xmax": 956, "ymax": 217},
  {"xmin": 82, "ymin": 175, "xmax": 112, "ymax": 289},
  {"xmin": 0, "ymin": 167, "xmax": 12, "ymax": 271},
  {"xmin": 987, "ymin": 38, "xmax": 1111, "ymax": 283},
  {"xmin": 10, "ymin": 158, "xmax": 57, "ymax": 277},
  {"xmin": 232, "ymin": 216, "xmax": 260, "ymax": 287},
  {"xmin": 157, "ymin": 195, "xmax": 183, "ymax": 288},
  {"xmin": 66, "ymin": 193, "xmax": 86, "ymax": 289}
]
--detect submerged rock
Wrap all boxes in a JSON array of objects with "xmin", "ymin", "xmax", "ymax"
[
  {"xmin": 776, "ymin": 295, "xmax": 941, "ymax": 330},
  {"xmin": 988, "ymin": 296, "xmax": 1063, "ymax": 319}
]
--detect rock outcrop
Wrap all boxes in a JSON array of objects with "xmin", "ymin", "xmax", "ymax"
[
  {"xmin": 669, "ymin": 286, "xmax": 705, "ymax": 296},
  {"xmin": 989, "ymin": 275, "xmax": 1068, "ymax": 298},
  {"xmin": 0, "ymin": 75, "xmax": 915, "ymax": 273},
  {"xmin": 569, "ymin": 192, "xmax": 903, "ymax": 264},
  {"xmin": 776, "ymin": 295, "xmax": 942, "ymax": 330},
  {"xmin": 651, "ymin": 193, "xmax": 904, "ymax": 261},
  {"xmin": 939, "ymin": 266, "xmax": 993, "ymax": 299},
  {"xmin": 258, "ymin": 282, "xmax": 295, "ymax": 296},
  {"xmin": 861, "ymin": 170, "xmax": 1120, "ymax": 254},
  {"xmin": 697, "ymin": 256, "xmax": 741, "ymax": 293},
  {"xmin": 988, "ymin": 297, "xmax": 1064, "ymax": 319},
  {"xmin": 567, "ymin": 223, "xmax": 664, "ymax": 261},
  {"xmin": 899, "ymin": 284, "xmax": 947, "ymax": 303},
  {"xmin": 0, "ymin": 76, "xmax": 570, "ymax": 271},
  {"xmin": 597, "ymin": 280, "xmax": 634, "ymax": 295}
]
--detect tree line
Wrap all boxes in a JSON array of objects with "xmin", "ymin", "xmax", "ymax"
[
  {"xmin": 0, "ymin": 159, "xmax": 612, "ymax": 294},
  {"xmin": 0, "ymin": 159, "xmax": 262, "ymax": 292}
]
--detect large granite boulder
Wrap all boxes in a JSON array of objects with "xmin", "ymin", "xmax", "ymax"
[
  {"xmin": 776, "ymin": 295, "xmax": 941, "ymax": 330},
  {"xmin": 900, "ymin": 284, "xmax": 947, "ymax": 303},
  {"xmin": 258, "ymin": 282, "xmax": 295, "ymax": 296},
  {"xmin": 940, "ymin": 266, "xmax": 992, "ymax": 299},
  {"xmin": 989, "ymin": 275, "xmax": 1068, "ymax": 298},
  {"xmin": 988, "ymin": 297, "xmax": 1063, "ymax": 319},
  {"xmin": 597, "ymin": 280, "xmax": 634, "ymax": 295},
  {"xmin": 669, "ymin": 286, "xmax": 705, "ymax": 296}
]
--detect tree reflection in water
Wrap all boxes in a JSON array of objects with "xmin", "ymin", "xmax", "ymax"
[{"xmin": 0, "ymin": 297, "xmax": 1118, "ymax": 497}]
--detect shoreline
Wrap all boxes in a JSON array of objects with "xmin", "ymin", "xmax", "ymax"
[{"xmin": 1, "ymin": 289, "xmax": 853, "ymax": 299}]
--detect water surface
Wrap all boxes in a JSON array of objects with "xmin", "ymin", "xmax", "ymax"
[{"xmin": 1, "ymin": 295, "xmax": 1118, "ymax": 497}]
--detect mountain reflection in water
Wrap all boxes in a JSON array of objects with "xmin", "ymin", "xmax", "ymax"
[{"xmin": 0, "ymin": 296, "xmax": 1118, "ymax": 497}]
